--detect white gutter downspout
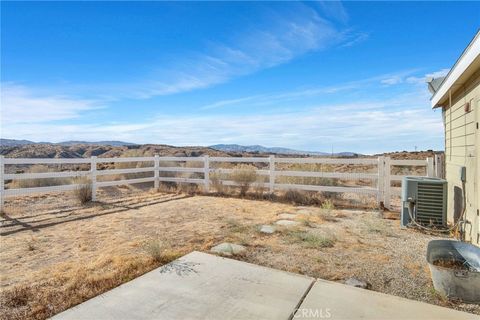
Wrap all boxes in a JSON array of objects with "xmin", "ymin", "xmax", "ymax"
[{"xmin": 449, "ymin": 89, "xmax": 452, "ymax": 161}]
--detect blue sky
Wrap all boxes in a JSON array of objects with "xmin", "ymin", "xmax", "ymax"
[{"xmin": 1, "ymin": 1, "xmax": 479, "ymax": 154}]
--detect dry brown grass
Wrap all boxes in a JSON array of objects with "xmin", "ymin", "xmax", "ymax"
[
  {"xmin": 0, "ymin": 254, "xmax": 169, "ymax": 320},
  {"xmin": 113, "ymin": 150, "xmax": 154, "ymax": 180},
  {"xmin": 210, "ymin": 171, "xmax": 225, "ymax": 194},
  {"xmin": 1, "ymin": 192, "xmax": 476, "ymax": 318},
  {"xmin": 230, "ymin": 164, "xmax": 257, "ymax": 196},
  {"xmin": 72, "ymin": 178, "xmax": 92, "ymax": 204},
  {"xmin": 10, "ymin": 165, "xmax": 72, "ymax": 189},
  {"xmin": 281, "ymin": 189, "xmax": 320, "ymax": 205},
  {"xmin": 286, "ymin": 230, "xmax": 337, "ymax": 248}
]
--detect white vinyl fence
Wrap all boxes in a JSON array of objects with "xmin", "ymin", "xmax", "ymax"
[{"xmin": 0, "ymin": 155, "xmax": 442, "ymax": 211}]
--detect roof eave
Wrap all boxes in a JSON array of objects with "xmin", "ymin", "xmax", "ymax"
[{"xmin": 430, "ymin": 30, "xmax": 480, "ymax": 109}]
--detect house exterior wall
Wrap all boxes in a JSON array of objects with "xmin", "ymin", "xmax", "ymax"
[{"xmin": 443, "ymin": 70, "xmax": 479, "ymax": 245}]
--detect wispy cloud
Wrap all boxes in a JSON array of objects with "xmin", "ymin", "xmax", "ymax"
[
  {"xmin": 0, "ymin": 83, "xmax": 101, "ymax": 124},
  {"xmin": 2, "ymin": 89, "xmax": 443, "ymax": 154},
  {"xmin": 113, "ymin": 4, "xmax": 343, "ymax": 100},
  {"xmin": 316, "ymin": 1, "xmax": 349, "ymax": 24},
  {"xmin": 40, "ymin": 2, "xmax": 359, "ymax": 102},
  {"xmin": 406, "ymin": 68, "xmax": 450, "ymax": 85},
  {"xmin": 200, "ymin": 70, "xmax": 419, "ymax": 110},
  {"xmin": 381, "ymin": 76, "xmax": 403, "ymax": 86},
  {"xmin": 340, "ymin": 31, "xmax": 369, "ymax": 48}
]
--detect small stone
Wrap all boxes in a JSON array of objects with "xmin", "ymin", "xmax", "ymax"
[
  {"xmin": 210, "ymin": 243, "xmax": 246, "ymax": 256},
  {"xmin": 345, "ymin": 277, "xmax": 370, "ymax": 289},
  {"xmin": 260, "ymin": 225, "xmax": 276, "ymax": 234},
  {"xmin": 275, "ymin": 220, "xmax": 300, "ymax": 227},
  {"xmin": 277, "ymin": 213, "xmax": 297, "ymax": 220}
]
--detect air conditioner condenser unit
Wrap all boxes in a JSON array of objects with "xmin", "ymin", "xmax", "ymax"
[{"xmin": 401, "ymin": 176, "xmax": 447, "ymax": 229}]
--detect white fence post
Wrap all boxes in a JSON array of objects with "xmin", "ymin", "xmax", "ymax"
[
  {"xmin": 269, "ymin": 155, "xmax": 275, "ymax": 193},
  {"xmin": 434, "ymin": 154, "xmax": 443, "ymax": 178},
  {"xmin": 0, "ymin": 156, "xmax": 4, "ymax": 212},
  {"xmin": 153, "ymin": 154, "xmax": 160, "ymax": 191},
  {"xmin": 204, "ymin": 155, "xmax": 210, "ymax": 193},
  {"xmin": 377, "ymin": 156, "xmax": 385, "ymax": 207},
  {"xmin": 426, "ymin": 157, "xmax": 434, "ymax": 177},
  {"xmin": 383, "ymin": 157, "xmax": 391, "ymax": 210},
  {"xmin": 154, "ymin": 154, "xmax": 159, "ymax": 190},
  {"xmin": 91, "ymin": 156, "xmax": 97, "ymax": 201}
]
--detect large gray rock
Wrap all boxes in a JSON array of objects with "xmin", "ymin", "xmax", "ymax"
[
  {"xmin": 275, "ymin": 220, "xmax": 300, "ymax": 227},
  {"xmin": 344, "ymin": 277, "xmax": 370, "ymax": 289},
  {"xmin": 259, "ymin": 225, "xmax": 276, "ymax": 234},
  {"xmin": 210, "ymin": 243, "xmax": 246, "ymax": 256}
]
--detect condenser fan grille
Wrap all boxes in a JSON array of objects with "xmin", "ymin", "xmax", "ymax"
[{"xmin": 416, "ymin": 183, "xmax": 446, "ymax": 227}]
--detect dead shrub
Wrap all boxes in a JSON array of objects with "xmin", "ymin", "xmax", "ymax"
[
  {"xmin": 158, "ymin": 182, "xmax": 178, "ymax": 193},
  {"xmin": 282, "ymin": 190, "xmax": 322, "ymax": 205},
  {"xmin": 26, "ymin": 237, "xmax": 37, "ymax": 251},
  {"xmin": 210, "ymin": 171, "xmax": 225, "ymax": 194},
  {"xmin": 283, "ymin": 189, "xmax": 309, "ymax": 204},
  {"xmin": 230, "ymin": 164, "xmax": 257, "ymax": 196},
  {"xmin": 252, "ymin": 180, "xmax": 265, "ymax": 199},
  {"xmin": 114, "ymin": 150, "xmax": 153, "ymax": 180},
  {"xmin": 10, "ymin": 165, "xmax": 72, "ymax": 189},
  {"xmin": 142, "ymin": 239, "xmax": 175, "ymax": 263},
  {"xmin": 73, "ymin": 178, "xmax": 92, "ymax": 204},
  {"xmin": 177, "ymin": 183, "xmax": 198, "ymax": 195}
]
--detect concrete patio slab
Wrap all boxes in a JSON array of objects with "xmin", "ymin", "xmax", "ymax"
[
  {"xmin": 52, "ymin": 251, "xmax": 314, "ymax": 320},
  {"xmin": 295, "ymin": 279, "xmax": 477, "ymax": 319}
]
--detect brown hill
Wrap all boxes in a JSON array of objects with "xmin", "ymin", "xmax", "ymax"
[{"xmin": 0, "ymin": 143, "xmax": 248, "ymax": 159}]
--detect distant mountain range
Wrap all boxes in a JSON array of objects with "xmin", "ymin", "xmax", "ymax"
[
  {"xmin": 209, "ymin": 144, "xmax": 358, "ymax": 157},
  {"xmin": 0, "ymin": 139, "xmax": 137, "ymax": 147},
  {"xmin": 1, "ymin": 139, "xmax": 359, "ymax": 156}
]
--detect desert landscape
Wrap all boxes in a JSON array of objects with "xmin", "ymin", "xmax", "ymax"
[
  {"xmin": 2, "ymin": 188, "xmax": 478, "ymax": 320},
  {"xmin": 0, "ymin": 145, "xmax": 474, "ymax": 319}
]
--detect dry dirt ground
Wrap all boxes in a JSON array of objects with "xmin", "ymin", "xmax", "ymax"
[{"xmin": 0, "ymin": 190, "xmax": 478, "ymax": 319}]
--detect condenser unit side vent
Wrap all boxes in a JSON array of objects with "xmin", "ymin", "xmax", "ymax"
[{"xmin": 401, "ymin": 177, "xmax": 447, "ymax": 229}]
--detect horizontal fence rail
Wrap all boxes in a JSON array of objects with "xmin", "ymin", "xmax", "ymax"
[{"xmin": 0, "ymin": 155, "xmax": 441, "ymax": 211}]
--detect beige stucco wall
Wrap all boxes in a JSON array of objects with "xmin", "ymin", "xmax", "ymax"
[{"xmin": 443, "ymin": 70, "xmax": 479, "ymax": 245}]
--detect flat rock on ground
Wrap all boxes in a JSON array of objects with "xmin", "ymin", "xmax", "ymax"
[
  {"xmin": 275, "ymin": 220, "xmax": 300, "ymax": 227},
  {"xmin": 345, "ymin": 277, "xmax": 370, "ymax": 289},
  {"xmin": 277, "ymin": 213, "xmax": 297, "ymax": 220},
  {"xmin": 210, "ymin": 242, "xmax": 246, "ymax": 256},
  {"xmin": 259, "ymin": 225, "xmax": 276, "ymax": 234}
]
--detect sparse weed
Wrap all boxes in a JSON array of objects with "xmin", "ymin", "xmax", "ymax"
[
  {"xmin": 299, "ymin": 217, "xmax": 316, "ymax": 228},
  {"xmin": 210, "ymin": 171, "xmax": 225, "ymax": 194},
  {"xmin": 142, "ymin": 239, "xmax": 176, "ymax": 263},
  {"xmin": 364, "ymin": 220, "xmax": 395, "ymax": 237},
  {"xmin": 287, "ymin": 230, "xmax": 336, "ymax": 248},
  {"xmin": 225, "ymin": 218, "xmax": 250, "ymax": 233},
  {"xmin": 230, "ymin": 164, "xmax": 257, "ymax": 196},
  {"xmin": 73, "ymin": 178, "xmax": 92, "ymax": 204},
  {"xmin": 321, "ymin": 199, "xmax": 334, "ymax": 211},
  {"xmin": 26, "ymin": 237, "xmax": 37, "ymax": 251},
  {"xmin": 177, "ymin": 183, "xmax": 198, "ymax": 195}
]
